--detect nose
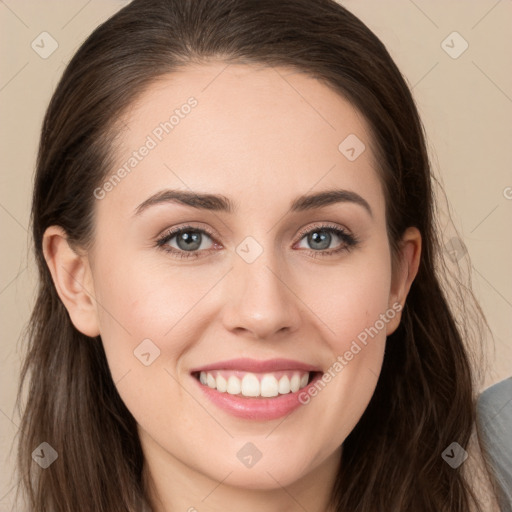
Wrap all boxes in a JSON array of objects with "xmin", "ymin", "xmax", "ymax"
[{"xmin": 221, "ymin": 248, "xmax": 303, "ymax": 340}]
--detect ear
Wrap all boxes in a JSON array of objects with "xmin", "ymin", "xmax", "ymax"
[
  {"xmin": 42, "ymin": 226, "xmax": 100, "ymax": 337},
  {"xmin": 386, "ymin": 226, "xmax": 422, "ymax": 336}
]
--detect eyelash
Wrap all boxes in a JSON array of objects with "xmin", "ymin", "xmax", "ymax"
[{"xmin": 155, "ymin": 223, "xmax": 359, "ymax": 260}]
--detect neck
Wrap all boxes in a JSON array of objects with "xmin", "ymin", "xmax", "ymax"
[{"xmin": 141, "ymin": 435, "xmax": 342, "ymax": 512}]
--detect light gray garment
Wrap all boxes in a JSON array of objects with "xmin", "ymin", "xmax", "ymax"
[{"xmin": 476, "ymin": 377, "xmax": 512, "ymax": 512}]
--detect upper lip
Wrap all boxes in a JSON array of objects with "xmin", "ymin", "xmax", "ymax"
[{"xmin": 190, "ymin": 358, "xmax": 322, "ymax": 374}]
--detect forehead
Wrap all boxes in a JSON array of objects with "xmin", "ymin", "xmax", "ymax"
[{"xmin": 101, "ymin": 61, "xmax": 385, "ymax": 219}]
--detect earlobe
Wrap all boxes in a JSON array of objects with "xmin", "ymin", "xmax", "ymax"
[
  {"xmin": 386, "ymin": 227, "xmax": 422, "ymax": 336},
  {"xmin": 42, "ymin": 226, "xmax": 100, "ymax": 337}
]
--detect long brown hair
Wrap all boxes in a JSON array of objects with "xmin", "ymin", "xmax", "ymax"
[{"xmin": 16, "ymin": 0, "xmax": 496, "ymax": 510}]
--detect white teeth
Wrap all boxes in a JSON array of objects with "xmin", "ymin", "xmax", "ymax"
[
  {"xmin": 260, "ymin": 374, "xmax": 279, "ymax": 397},
  {"xmin": 290, "ymin": 374, "xmax": 301, "ymax": 392},
  {"xmin": 241, "ymin": 373, "xmax": 260, "ymax": 397},
  {"xmin": 206, "ymin": 373, "xmax": 216, "ymax": 389},
  {"xmin": 226, "ymin": 375, "xmax": 241, "ymax": 395},
  {"xmin": 198, "ymin": 371, "xmax": 311, "ymax": 397},
  {"xmin": 278, "ymin": 375, "xmax": 291, "ymax": 394},
  {"xmin": 216, "ymin": 374, "xmax": 227, "ymax": 393}
]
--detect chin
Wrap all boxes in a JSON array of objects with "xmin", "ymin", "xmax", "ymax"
[{"xmin": 207, "ymin": 455, "xmax": 312, "ymax": 491}]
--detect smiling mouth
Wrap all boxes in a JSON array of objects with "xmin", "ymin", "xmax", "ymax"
[{"xmin": 192, "ymin": 370, "xmax": 320, "ymax": 398}]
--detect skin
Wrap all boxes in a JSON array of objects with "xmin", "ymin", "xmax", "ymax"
[{"xmin": 43, "ymin": 62, "xmax": 421, "ymax": 512}]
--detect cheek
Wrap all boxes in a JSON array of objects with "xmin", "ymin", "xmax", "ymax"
[
  {"xmin": 293, "ymin": 240, "xmax": 392, "ymax": 444},
  {"xmin": 91, "ymin": 250, "xmax": 230, "ymax": 380},
  {"xmin": 302, "ymin": 239, "xmax": 393, "ymax": 352}
]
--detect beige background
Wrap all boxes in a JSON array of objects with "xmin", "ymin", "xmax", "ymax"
[{"xmin": 1, "ymin": 0, "xmax": 511, "ymax": 509}]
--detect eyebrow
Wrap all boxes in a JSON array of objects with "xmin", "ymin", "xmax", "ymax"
[{"xmin": 134, "ymin": 188, "xmax": 373, "ymax": 217}]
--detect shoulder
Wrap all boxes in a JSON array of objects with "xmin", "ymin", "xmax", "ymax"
[{"xmin": 476, "ymin": 377, "xmax": 512, "ymax": 512}]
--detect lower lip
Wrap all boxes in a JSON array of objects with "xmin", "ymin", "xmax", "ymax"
[{"xmin": 192, "ymin": 373, "xmax": 322, "ymax": 421}]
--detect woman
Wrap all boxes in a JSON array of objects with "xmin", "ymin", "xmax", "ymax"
[{"xmin": 16, "ymin": 0, "xmax": 499, "ymax": 510}]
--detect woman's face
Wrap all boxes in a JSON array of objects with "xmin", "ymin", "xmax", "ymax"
[{"xmin": 80, "ymin": 63, "xmax": 417, "ymax": 494}]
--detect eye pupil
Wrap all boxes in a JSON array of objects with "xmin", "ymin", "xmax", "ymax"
[
  {"xmin": 160, "ymin": 225, "xmax": 350, "ymax": 258},
  {"xmin": 309, "ymin": 230, "xmax": 331, "ymax": 250},
  {"xmin": 177, "ymin": 231, "xmax": 202, "ymax": 251}
]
